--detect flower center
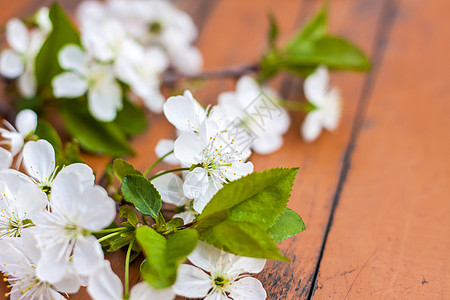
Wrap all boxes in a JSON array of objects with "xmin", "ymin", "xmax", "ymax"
[
  {"xmin": 150, "ymin": 21, "xmax": 163, "ymax": 34},
  {"xmin": 64, "ymin": 223, "xmax": 84, "ymax": 239},
  {"xmin": 214, "ymin": 275, "xmax": 228, "ymax": 287}
]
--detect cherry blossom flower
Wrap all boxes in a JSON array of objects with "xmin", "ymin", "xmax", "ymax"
[
  {"xmin": 52, "ymin": 44, "xmax": 122, "ymax": 121},
  {"xmin": 155, "ymin": 139, "xmax": 179, "ymax": 165},
  {"xmin": 28, "ymin": 170, "xmax": 116, "ymax": 282},
  {"xmin": 114, "ymin": 41, "xmax": 168, "ymax": 113},
  {"xmin": 174, "ymin": 120, "xmax": 253, "ymax": 212},
  {"xmin": 301, "ymin": 66, "xmax": 342, "ymax": 142},
  {"xmin": 152, "ymin": 173, "xmax": 197, "ymax": 224},
  {"xmin": 0, "ymin": 109, "xmax": 37, "ymax": 167},
  {"xmin": 88, "ymin": 260, "xmax": 175, "ymax": 300},
  {"xmin": 218, "ymin": 76, "xmax": 290, "ymax": 154},
  {"xmin": 0, "ymin": 180, "xmax": 46, "ymax": 238},
  {"xmin": 0, "ymin": 12, "xmax": 49, "ymax": 98},
  {"xmin": 0, "ymin": 148, "xmax": 12, "ymax": 170},
  {"xmin": 0, "ymin": 140, "xmax": 94, "ymax": 196},
  {"xmin": 0, "ymin": 234, "xmax": 80, "ymax": 300},
  {"xmin": 174, "ymin": 241, "xmax": 266, "ymax": 299}
]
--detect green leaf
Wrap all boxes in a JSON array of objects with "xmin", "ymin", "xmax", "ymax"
[
  {"xmin": 267, "ymin": 12, "xmax": 279, "ymax": 48},
  {"xmin": 200, "ymin": 168, "xmax": 298, "ymax": 229},
  {"xmin": 62, "ymin": 141, "xmax": 83, "ymax": 164},
  {"xmin": 200, "ymin": 220, "xmax": 288, "ymax": 261},
  {"xmin": 113, "ymin": 158, "xmax": 142, "ymax": 181},
  {"xmin": 165, "ymin": 218, "xmax": 184, "ymax": 232},
  {"xmin": 137, "ymin": 227, "xmax": 198, "ymax": 289},
  {"xmin": 104, "ymin": 234, "xmax": 134, "ymax": 252},
  {"xmin": 268, "ymin": 208, "xmax": 306, "ymax": 242},
  {"xmin": 59, "ymin": 99, "xmax": 134, "ymax": 156},
  {"xmin": 121, "ymin": 175, "xmax": 162, "ymax": 217},
  {"xmin": 119, "ymin": 205, "xmax": 139, "ymax": 227},
  {"xmin": 285, "ymin": 8, "xmax": 327, "ymax": 51},
  {"xmin": 285, "ymin": 35, "xmax": 371, "ymax": 71},
  {"xmin": 114, "ymin": 98, "xmax": 147, "ymax": 136},
  {"xmin": 35, "ymin": 3, "xmax": 81, "ymax": 87}
]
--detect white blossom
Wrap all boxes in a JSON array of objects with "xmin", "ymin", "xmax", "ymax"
[
  {"xmin": 174, "ymin": 120, "xmax": 253, "ymax": 213},
  {"xmin": 0, "ymin": 109, "xmax": 37, "ymax": 159},
  {"xmin": 174, "ymin": 241, "xmax": 266, "ymax": 300},
  {"xmin": 0, "ymin": 234, "xmax": 80, "ymax": 300},
  {"xmin": 0, "ymin": 15, "xmax": 49, "ymax": 98},
  {"xmin": 155, "ymin": 139, "xmax": 178, "ymax": 165},
  {"xmin": 301, "ymin": 66, "xmax": 342, "ymax": 142},
  {"xmin": 0, "ymin": 148, "xmax": 12, "ymax": 170},
  {"xmin": 152, "ymin": 173, "xmax": 197, "ymax": 224},
  {"xmin": 88, "ymin": 260, "xmax": 175, "ymax": 300},
  {"xmin": 218, "ymin": 76, "xmax": 290, "ymax": 154},
  {"xmin": 52, "ymin": 44, "xmax": 123, "ymax": 121},
  {"xmin": 28, "ymin": 170, "xmax": 116, "ymax": 282}
]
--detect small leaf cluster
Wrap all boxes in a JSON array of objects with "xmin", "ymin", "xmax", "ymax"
[{"xmin": 109, "ymin": 159, "xmax": 306, "ymax": 290}]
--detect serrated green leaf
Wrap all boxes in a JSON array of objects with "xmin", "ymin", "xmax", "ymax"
[
  {"xmin": 113, "ymin": 158, "xmax": 142, "ymax": 181},
  {"xmin": 165, "ymin": 218, "xmax": 184, "ymax": 231},
  {"xmin": 137, "ymin": 227, "xmax": 198, "ymax": 289},
  {"xmin": 59, "ymin": 99, "xmax": 134, "ymax": 156},
  {"xmin": 200, "ymin": 220, "xmax": 288, "ymax": 261},
  {"xmin": 268, "ymin": 208, "xmax": 306, "ymax": 242},
  {"xmin": 121, "ymin": 175, "xmax": 162, "ymax": 217},
  {"xmin": 35, "ymin": 3, "xmax": 81, "ymax": 87},
  {"xmin": 200, "ymin": 168, "xmax": 298, "ymax": 229},
  {"xmin": 114, "ymin": 98, "xmax": 147, "ymax": 136},
  {"xmin": 119, "ymin": 205, "xmax": 139, "ymax": 227}
]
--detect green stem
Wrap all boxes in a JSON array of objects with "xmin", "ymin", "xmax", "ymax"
[
  {"xmin": 124, "ymin": 238, "xmax": 135, "ymax": 298},
  {"xmin": 143, "ymin": 150, "xmax": 174, "ymax": 177},
  {"xmin": 95, "ymin": 227, "xmax": 128, "ymax": 235},
  {"xmin": 97, "ymin": 231, "xmax": 122, "ymax": 243},
  {"xmin": 148, "ymin": 167, "xmax": 190, "ymax": 181}
]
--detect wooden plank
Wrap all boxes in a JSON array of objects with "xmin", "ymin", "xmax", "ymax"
[
  {"xmin": 312, "ymin": 0, "xmax": 450, "ymax": 298},
  {"xmin": 254, "ymin": 0, "xmax": 389, "ymax": 298}
]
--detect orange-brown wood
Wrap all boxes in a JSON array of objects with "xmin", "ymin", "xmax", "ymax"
[{"xmin": 311, "ymin": 0, "xmax": 450, "ymax": 299}]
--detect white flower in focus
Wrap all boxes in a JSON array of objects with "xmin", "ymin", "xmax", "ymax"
[
  {"xmin": 0, "ymin": 235, "xmax": 80, "ymax": 300},
  {"xmin": 88, "ymin": 260, "xmax": 175, "ymax": 300},
  {"xmin": 0, "ymin": 140, "xmax": 94, "ymax": 195},
  {"xmin": 0, "ymin": 18, "xmax": 48, "ymax": 97},
  {"xmin": 0, "ymin": 109, "xmax": 37, "ymax": 157},
  {"xmin": 155, "ymin": 139, "xmax": 179, "ymax": 165},
  {"xmin": 174, "ymin": 120, "xmax": 253, "ymax": 213},
  {"xmin": 174, "ymin": 241, "xmax": 266, "ymax": 299},
  {"xmin": 152, "ymin": 173, "xmax": 197, "ymax": 224},
  {"xmin": 114, "ymin": 41, "xmax": 168, "ymax": 113},
  {"xmin": 0, "ymin": 180, "xmax": 46, "ymax": 238},
  {"xmin": 301, "ymin": 66, "xmax": 342, "ymax": 142},
  {"xmin": 218, "ymin": 76, "xmax": 290, "ymax": 154},
  {"xmin": 52, "ymin": 44, "xmax": 123, "ymax": 121},
  {"xmin": 30, "ymin": 171, "xmax": 116, "ymax": 282}
]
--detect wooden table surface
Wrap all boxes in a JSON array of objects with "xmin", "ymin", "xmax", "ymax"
[{"xmin": 1, "ymin": 0, "xmax": 449, "ymax": 299}]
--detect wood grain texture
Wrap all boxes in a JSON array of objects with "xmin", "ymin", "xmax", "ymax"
[{"xmin": 311, "ymin": 0, "xmax": 450, "ymax": 299}]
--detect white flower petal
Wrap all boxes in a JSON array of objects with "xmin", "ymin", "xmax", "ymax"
[
  {"xmin": 188, "ymin": 241, "xmax": 223, "ymax": 272},
  {"xmin": 14, "ymin": 182, "xmax": 47, "ymax": 219},
  {"xmin": 228, "ymin": 277, "xmax": 267, "ymax": 300},
  {"xmin": 155, "ymin": 139, "xmax": 179, "ymax": 165},
  {"xmin": 6, "ymin": 18, "xmax": 29, "ymax": 53},
  {"xmin": 152, "ymin": 173, "xmax": 187, "ymax": 206},
  {"xmin": 87, "ymin": 260, "xmax": 123, "ymax": 300},
  {"xmin": 139, "ymin": 86, "xmax": 165, "ymax": 113},
  {"xmin": 22, "ymin": 140, "xmax": 55, "ymax": 182},
  {"xmin": 15, "ymin": 109, "xmax": 37, "ymax": 138},
  {"xmin": 57, "ymin": 163, "xmax": 95, "ymax": 190},
  {"xmin": 52, "ymin": 272, "xmax": 82, "ymax": 294},
  {"xmin": 174, "ymin": 133, "xmax": 203, "ymax": 165},
  {"xmin": 251, "ymin": 135, "xmax": 283, "ymax": 155},
  {"xmin": 58, "ymin": 44, "xmax": 86, "ymax": 74},
  {"xmin": 174, "ymin": 264, "xmax": 211, "ymax": 298},
  {"xmin": 164, "ymin": 92, "xmax": 206, "ymax": 133},
  {"xmin": 0, "ymin": 49, "xmax": 24, "ymax": 78},
  {"xmin": 88, "ymin": 78, "xmax": 122, "ymax": 121},
  {"xmin": 52, "ymin": 72, "xmax": 88, "ymax": 98},
  {"xmin": 304, "ymin": 66, "xmax": 329, "ymax": 106},
  {"xmin": 77, "ymin": 185, "xmax": 116, "ymax": 232},
  {"xmin": 174, "ymin": 211, "xmax": 195, "ymax": 224},
  {"xmin": 130, "ymin": 282, "xmax": 175, "ymax": 300},
  {"xmin": 51, "ymin": 171, "xmax": 83, "ymax": 214},
  {"xmin": 36, "ymin": 245, "xmax": 70, "ymax": 283},
  {"xmin": 0, "ymin": 148, "xmax": 12, "ymax": 170},
  {"xmin": 17, "ymin": 65, "xmax": 37, "ymax": 98},
  {"xmin": 301, "ymin": 111, "xmax": 323, "ymax": 142},
  {"xmin": 321, "ymin": 88, "xmax": 342, "ymax": 131},
  {"xmin": 226, "ymin": 257, "xmax": 266, "ymax": 276},
  {"xmin": 170, "ymin": 46, "xmax": 202, "ymax": 75},
  {"xmin": 205, "ymin": 292, "xmax": 229, "ymax": 300},
  {"xmin": 183, "ymin": 168, "xmax": 209, "ymax": 206},
  {"xmin": 73, "ymin": 235, "xmax": 104, "ymax": 276}
]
